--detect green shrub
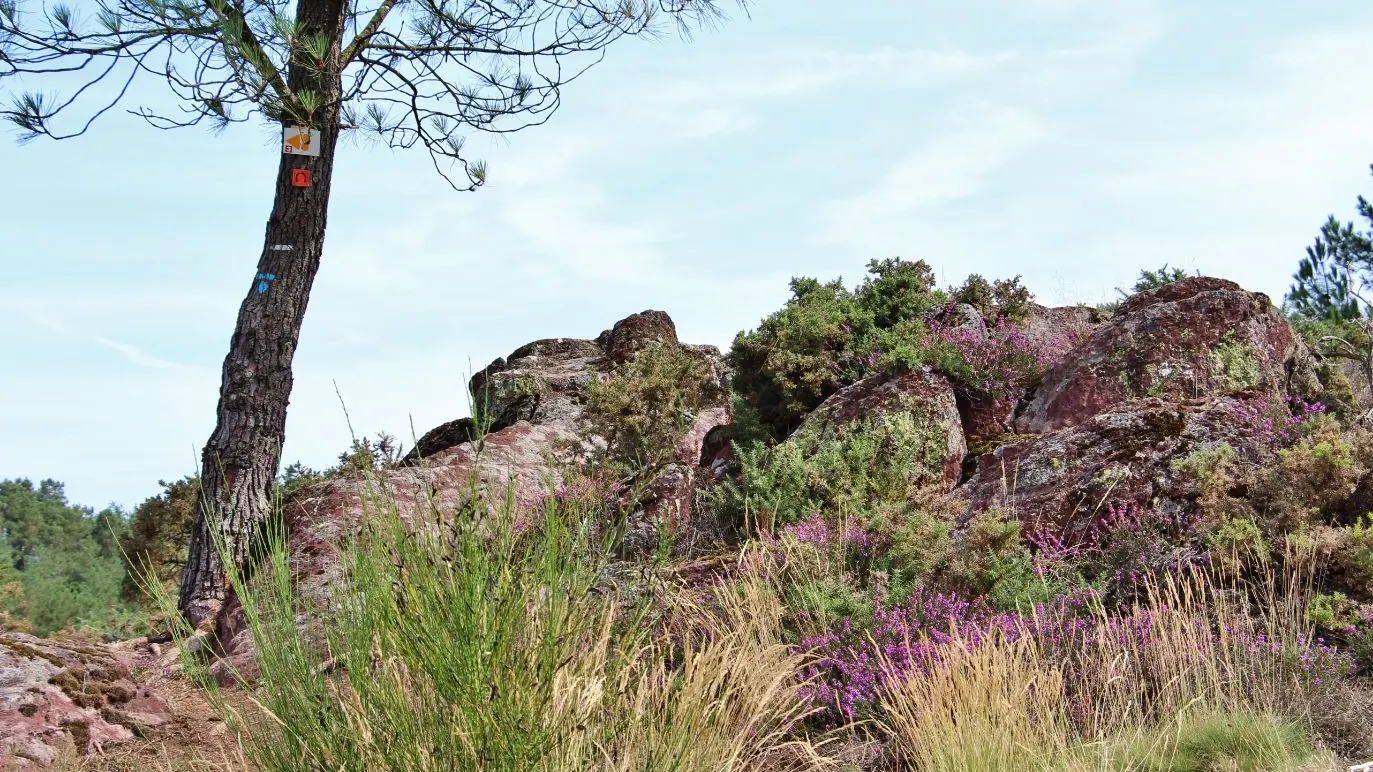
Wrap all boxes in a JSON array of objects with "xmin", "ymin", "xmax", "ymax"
[
  {"xmin": 728, "ymin": 259, "xmax": 946, "ymax": 438},
  {"xmin": 1307, "ymin": 591, "xmax": 1360, "ymax": 630},
  {"xmin": 332, "ymin": 432, "xmax": 405, "ymax": 474},
  {"xmin": 949, "ymin": 273, "xmax": 1034, "ymax": 323},
  {"xmin": 1255, "ymin": 421, "xmax": 1359, "ymax": 533},
  {"xmin": 940, "ymin": 508, "xmax": 1048, "ymax": 611},
  {"xmin": 1125, "ymin": 263, "xmax": 1193, "ymax": 296},
  {"xmin": 120, "ymin": 476, "xmax": 199, "ymax": 605},
  {"xmin": 581, "ymin": 342, "xmax": 721, "ymax": 478},
  {"xmin": 1211, "ymin": 339, "xmax": 1262, "ymax": 391},
  {"xmin": 720, "ymin": 407, "xmax": 951, "ymax": 530},
  {"xmin": 863, "ymin": 499, "xmax": 958, "ymax": 604},
  {"xmin": 1354, "ymin": 516, "xmax": 1373, "ymax": 579},
  {"xmin": 855, "ymin": 257, "xmax": 946, "ymax": 328},
  {"xmin": 784, "ymin": 576, "xmax": 875, "ymax": 632},
  {"xmin": 729, "ymin": 260, "xmax": 1051, "ymax": 439},
  {"xmin": 1206, "ymin": 516, "xmax": 1269, "ymax": 557},
  {"xmin": 728, "ymin": 275, "xmax": 876, "ymax": 439}
]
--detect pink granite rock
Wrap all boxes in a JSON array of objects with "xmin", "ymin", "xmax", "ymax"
[
  {"xmin": 1016, "ymin": 278, "xmax": 1320, "ymax": 434},
  {"xmin": 0, "ymin": 634, "xmax": 169, "ymax": 768}
]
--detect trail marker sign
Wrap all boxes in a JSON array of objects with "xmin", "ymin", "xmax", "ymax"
[
  {"xmin": 291, "ymin": 169, "xmax": 312, "ymax": 187},
  {"xmin": 283, "ymin": 126, "xmax": 320, "ymax": 156}
]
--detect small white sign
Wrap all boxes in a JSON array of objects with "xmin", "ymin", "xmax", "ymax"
[{"xmin": 283, "ymin": 126, "xmax": 320, "ymax": 157}]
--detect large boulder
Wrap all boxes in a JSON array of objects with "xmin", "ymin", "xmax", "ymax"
[
  {"xmin": 0, "ymin": 634, "xmax": 169, "ymax": 767},
  {"xmin": 596, "ymin": 309, "xmax": 679, "ymax": 365},
  {"xmin": 963, "ymin": 395, "xmax": 1271, "ymax": 541},
  {"xmin": 213, "ymin": 311, "xmax": 733, "ymax": 682},
  {"xmin": 466, "ymin": 337, "xmax": 604, "ymax": 436},
  {"xmin": 792, "ymin": 367, "xmax": 966, "ymax": 491},
  {"xmin": 1016, "ymin": 278, "xmax": 1320, "ymax": 434}
]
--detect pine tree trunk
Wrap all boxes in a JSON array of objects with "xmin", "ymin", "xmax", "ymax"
[{"xmin": 178, "ymin": 0, "xmax": 348, "ymax": 628}]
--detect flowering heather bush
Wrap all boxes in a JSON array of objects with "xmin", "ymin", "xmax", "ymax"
[
  {"xmin": 780, "ymin": 512, "xmax": 877, "ymax": 561},
  {"xmin": 794, "ymin": 570, "xmax": 1358, "ymax": 731},
  {"xmin": 1027, "ymin": 500, "xmax": 1202, "ymax": 598},
  {"xmin": 795, "ymin": 586, "xmax": 1103, "ymax": 724},
  {"xmin": 917, "ymin": 315, "xmax": 1077, "ymax": 401},
  {"xmin": 1230, "ymin": 394, "xmax": 1328, "ymax": 451}
]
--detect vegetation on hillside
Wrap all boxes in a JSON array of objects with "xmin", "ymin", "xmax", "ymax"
[
  {"xmin": 109, "ymin": 256, "xmax": 1371, "ymax": 771},
  {"xmin": 19, "ymin": 169, "xmax": 1373, "ymax": 767}
]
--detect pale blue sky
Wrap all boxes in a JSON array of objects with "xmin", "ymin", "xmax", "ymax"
[{"xmin": 2, "ymin": 0, "xmax": 1372, "ymax": 511}]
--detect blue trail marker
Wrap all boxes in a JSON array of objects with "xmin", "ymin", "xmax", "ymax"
[{"xmin": 256, "ymin": 273, "xmax": 276, "ymax": 294}]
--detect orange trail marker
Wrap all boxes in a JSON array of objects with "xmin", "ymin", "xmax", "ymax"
[
  {"xmin": 291, "ymin": 169, "xmax": 312, "ymax": 187},
  {"xmin": 282, "ymin": 126, "xmax": 321, "ymax": 156}
]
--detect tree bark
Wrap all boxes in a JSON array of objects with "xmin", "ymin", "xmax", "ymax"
[{"xmin": 177, "ymin": 0, "xmax": 348, "ymax": 628}]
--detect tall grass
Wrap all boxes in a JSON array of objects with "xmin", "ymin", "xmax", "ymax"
[
  {"xmin": 877, "ymin": 551, "xmax": 1344, "ymax": 772},
  {"xmin": 164, "ymin": 472, "xmax": 832, "ymax": 772}
]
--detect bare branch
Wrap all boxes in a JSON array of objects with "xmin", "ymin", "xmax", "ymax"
[{"xmin": 339, "ymin": 0, "xmax": 396, "ymax": 66}]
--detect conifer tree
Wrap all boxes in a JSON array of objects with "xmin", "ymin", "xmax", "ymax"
[{"xmin": 1, "ymin": 0, "xmax": 740, "ymax": 627}]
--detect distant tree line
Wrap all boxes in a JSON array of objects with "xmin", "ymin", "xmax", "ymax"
[
  {"xmin": 0, "ymin": 478, "xmax": 137, "ymax": 636},
  {"xmin": 0, "ymin": 434, "xmax": 406, "ymax": 638}
]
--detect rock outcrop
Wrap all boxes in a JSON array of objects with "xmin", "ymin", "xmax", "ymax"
[
  {"xmin": 1016, "ymin": 278, "xmax": 1320, "ymax": 434},
  {"xmin": 0, "ymin": 634, "xmax": 169, "ymax": 768},
  {"xmin": 962, "ymin": 395, "xmax": 1270, "ymax": 540},
  {"xmin": 216, "ymin": 283, "xmax": 1328, "ymax": 677},
  {"xmin": 212, "ymin": 310, "xmax": 733, "ymax": 682},
  {"xmin": 953, "ymin": 278, "xmax": 1331, "ymax": 542}
]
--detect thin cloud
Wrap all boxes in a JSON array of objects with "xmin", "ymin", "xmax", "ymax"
[
  {"xmin": 93, "ymin": 336, "xmax": 190, "ymax": 370},
  {"xmin": 499, "ymin": 186, "xmax": 669, "ymax": 286},
  {"xmin": 815, "ymin": 104, "xmax": 1050, "ymax": 248},
  {"xmin": 620, "ymin": 47, "xmax": 1024, "ymax": 143}
]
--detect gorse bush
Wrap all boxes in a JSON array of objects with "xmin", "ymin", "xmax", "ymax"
[
  {"xmin": 728, "ymin": 271, "xmax": 891, "ymax": 438},
  {"xmin": 728, "ymin": 259, "xmax": 946, "ymax": 438},
  {"xmin": 719, "ymin": 407, "xmax": 951, "ymax": 530},
  {"xmin": 1130, "ymin": 263, "xmax": 1194, "ymax": 294},
  {"xmin": 581, "ymin": 342, "xmax": 722, "ymax": 477},
  {"xmin": 332, "ymin": 432, "xmax": 405, "ymax": 474},
  {"xmin": 948, "ymin": 273, "xmax": 1035, "ymax": 323}
]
